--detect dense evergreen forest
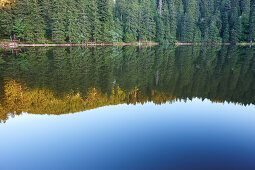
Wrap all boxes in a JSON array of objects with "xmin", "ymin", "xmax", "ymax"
[
  {"xmin": 0, "ymin": 0, "xmax": 255, "ymax": 43},
  {"xmin": 0, "ymin": 46, "xmax": 254, "ymax": 122}
]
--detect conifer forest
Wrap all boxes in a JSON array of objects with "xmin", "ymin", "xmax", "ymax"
[{"xmin": 0, "ymin": 0, "xmax": 255, "ymax": 43}]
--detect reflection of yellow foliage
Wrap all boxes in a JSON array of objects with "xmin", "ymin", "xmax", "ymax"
[
  {"xmin": 0, "ymin": 80, "xmax": 178, "ymax": 123},
  {"xmin": 3, "ymin": 80, "xmax": 26, "ymax": 114},
  {"xmin": 0, "ymin": 0, "xmax": 15, "ymax": 7},
  {"xmin": 0, "ymin": 103, "xmax": 8, "ymax": 123}
]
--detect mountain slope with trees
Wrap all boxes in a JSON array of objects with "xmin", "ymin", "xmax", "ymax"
[{"xmin": 0, "ymin": 0, "xmax": 255, "ymax": 43}]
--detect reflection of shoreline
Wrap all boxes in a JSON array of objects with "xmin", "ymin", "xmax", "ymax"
[
  {"xmin": 0, "ymin": 80, "xmax": 253, "ymax": 123},
  {"xmin": 0, "ymin": 46, "xmax": 254, "ymax": 123},
  {"xmin": 1, "ymin": 42, "xmax": 255, "ymax": 48},
  {"xmin": 0, "ymin": 42, "xmax": 158, "ymax": 48}
]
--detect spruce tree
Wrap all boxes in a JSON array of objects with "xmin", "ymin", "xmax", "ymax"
[
  {"xmin": 162, "ymin": 1, "xmax": 171, "ymax": 43},
  {"xmin": 0, "ymin": 6, "xmax": 13, "ymax": 39},
  {"xmin": 229, "ymin": 0, "xmax": 241, "ymax": 43},
  {"xmin": 111, "ymin": 18, "xmax": 123, "ymax": 42},
  {"xmin": 250, "ymin": 0, "xmax": 255, "ymax": 41},
  {"xmin": 126, "ymin": 1, "xmax": 139, "ymax": 42},
  {"xmin": 96, "ymin": 0, "xmax": 113, "ymax": 42},
  {"xmin": 20, "ymin": 0, "xmax": 46, "ymax": 42},
  {"xmin": 156, "ymin": 15, "xmax": 164, "ymax": 43},
  {"xmin": 67, "ymin": 0, "xmax": 90, "ymax": 43},
  {"xmin": 41, "ymin": 0, "xmax": 53, "ymax": 40},
  {"xmin": 13, "ymin": 18, "xmax": 25, "ymax": 40},
  {"xmin": 181, "ymin": 10, "xmax": 195, "ymax": 42},
  {"xmin": 86, "ymin": 0, "xmax": 101, "ymax": 42},
  {"xmin": 51, "ymin": 0, "xmax": 67, "ymax": 43},
  {"xmin": 221, "ymin": 0, "xmax": 231, "ymax": 43},
  {"xmin": 168, "ymin": 0, "xmax": 177, "ymax": 42},
  {"xmin": 181, "ymin": 0, "xmax": 200, "ymax": 43}
]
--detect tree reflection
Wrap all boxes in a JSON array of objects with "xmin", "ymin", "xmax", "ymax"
[{"xmin": 0, "ymin": 46, "xmax": 254, "ymax": 123}]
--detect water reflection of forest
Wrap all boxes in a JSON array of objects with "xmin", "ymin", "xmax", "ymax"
[{"xmin": 0, "ymin": 46, "xmax": 254, "ymax": 123}]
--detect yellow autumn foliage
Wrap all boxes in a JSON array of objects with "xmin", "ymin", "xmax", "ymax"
[
  {"xmin": 0, "ymin": 80, "xmax": 178, "ymax": 123},
  {"xmin": 0, "ymin": 0, "xmax": 15, "ymax": 7}
]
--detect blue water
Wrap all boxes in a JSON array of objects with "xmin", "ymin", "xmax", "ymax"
[{"xmin": 1, "ymin": 99, "xmax": 255, "ymax": 170}]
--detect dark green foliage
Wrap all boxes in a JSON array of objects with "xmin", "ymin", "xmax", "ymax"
[
  {"xmin": 240, "ymin": 14, "xmax": 250, "ymax": 41},
  {"xmin": 67, "ymin": 0, "xmax": 90, "ymax": 43},
  {"xmin": 51, "ymin": 0, "xmax": 68, "ymax": 42},
  {"xmin": 155, "ymin": 16, "xmax": 164, "ymax": 43},
  {"xmin": 96, "ymin": 0, "xmax": 113, "ymax": 42},
  {"xmin": 0, "ymin": 6, "xmax": 13, "ymax": 39},
  {"xmin": 221, "ymin": 0, "xmax": 231, "ymax": 42},
  {"xmin": 20, "ymin": 0, "xmax": 46, "ymax": 42},
  {"xmin": 181, "ymin": 11, "xmax": 195, "ymax": 43},
  {"xmin": 168, "ymin": 0, "xmax": 177, "ymax": 41},
  {"xmin": 229, "ymin": 0, "xmax": 241, "ymax": 43},
  {"xmin": 111, "ymin": 18, "xmax": 123, "ymax": 42},
  {"xmin": 0, "ymin": 0, "xmax": 255, "ymax": 43},
  {"xmin": 250, "ymin": 0, "xmax": 255, "ymax": 41},
  {"xmin": 86, "ymin": 0, "xmax": 100, "ymax": 42},
  {"xmin": 13, "ymin": 18, "xmax": 25, "ymax": 40}
]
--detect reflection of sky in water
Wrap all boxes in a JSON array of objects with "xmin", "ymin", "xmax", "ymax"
[{"xmin": 1, "ymin": 99, "xmax": 255, "ymax": 170}]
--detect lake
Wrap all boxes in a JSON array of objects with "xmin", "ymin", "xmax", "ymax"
[{"xmin": 0, "ymin": 46, "xmax": 255, "ymax": 170}]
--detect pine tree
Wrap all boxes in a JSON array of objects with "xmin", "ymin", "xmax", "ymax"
[
  {"xmin": 181, "ymin": 0, "xmax": 200, "ymax": 43},
  {"xmin": 229, "ymin": 0, "xmax": 241, "ymax": 43},
  {"xmin": 221, "ymin": 0, "xmax": 231, "ymax": 43},
  {"xmin": 96, "ymin": 0, "xmax": 113, "ymax": 42},
  {"xmin": 20, "ymin": 0, "xmax": 46, "ymax": 42},
  {"xmin": 87, "ymin": 0, "xmax": 101, "ymax": 42},
  {"xmin": 145, "ymin": 5, "xmax": 156, "ymax": 42},
  {"xmin": 162, "ymin": 1, "xmax": 171, "ymax": 43},
  {"xmin": 181, "ymin": 10, "xmax": 194, "ymax": 42},
  {"xmin": 77, "ymin": 0, "xmax": 90, "ymax": 43},
  {"xmin": 168, "ymin": 0, "xmax": 177, "ymax": 42},
  {"xmin": 111, "ymin": 18, "xmax": 123, "ymax": 42},
  {"xmin": 67, "ymin": 0, "xmax": 89, "ymax": 43},
  {"xmin": 241, "ymin": 0, "xmax": 250, "ymax": 17},
  {"xmin": 250, "ymin": 0, "xmax": 255, "ymax": 41},
  {"xmin": 156, "ymin": 15, "xmax": 164, "ymax": 43},
  {"xmin": 41, "ymin": 0, "xmax": 53, "ymax": 40},
  {"xmin": 176, "ymin": 0, "xmax": 184, "ymax": 41},
  {"xmin": 208, "ymin": 18, "xmax": 221, "ymax": 43},
  {"xmin": 126, "ymin": 1, "xmax": 139, "ymax": 42},
  {"xmin": 240, "ymin": 13, "xmax": 250, "ymax": 42},
  {"xmin": 51, "ymin": 0, "xmax": 67, "ymax": 42},
  {"xmin": 0, "ymin": 5, "xmax": 13, "ymax": 39},
  {"xmin": 13, "ymin": 18, "xmax": 25, "ymax": 40}
]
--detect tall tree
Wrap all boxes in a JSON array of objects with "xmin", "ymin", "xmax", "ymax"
[
  {"xmin": 51, "ymin": 0, "xmax": 67, "ymax": 42},
  {"xmin": 96, "ymin": 0, "xmax": 113, "ymax": 42},
  {"xmin": 229, "ymin": 0, "xmax": 241, "ymax": 43},
  {"xmin": 250, "ymin": 0, "xmax": 255, "ymax": 41},
  {"xmin": 20, "ymin": 0, "xmax": 46, "ymax": 42},
  {"xmin": 0, "ymin": 5, "xmax": 13, "ymax": 39},
  {"xmin": 181, "ymin": 0, "xmax": 200, "ymax": 43},
  {"xmin": 87, "ymin": 0, "xmax": 101, "ymax": 42},
  {"xmin": 221, "ymin": 0, "xmax": 231, "ymax": 42}
]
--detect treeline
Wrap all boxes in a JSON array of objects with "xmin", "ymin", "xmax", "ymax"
[{"xmin": 0, "ymin": 0, "xmax": 255, "ymax": 43}]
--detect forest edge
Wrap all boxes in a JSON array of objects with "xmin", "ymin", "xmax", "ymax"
[{"xmin": 1, "ymin": 42, "xmax": 255, "ymax": 48}]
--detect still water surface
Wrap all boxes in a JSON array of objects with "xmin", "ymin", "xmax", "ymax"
[{"xmin": 0, "ymin": 46, "xmax": 255, "ymax": 170}]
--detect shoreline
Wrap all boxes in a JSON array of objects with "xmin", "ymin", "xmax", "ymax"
[{"xmin": 0, "ymin": 42, "xmax": 255, "ymax": 48}]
